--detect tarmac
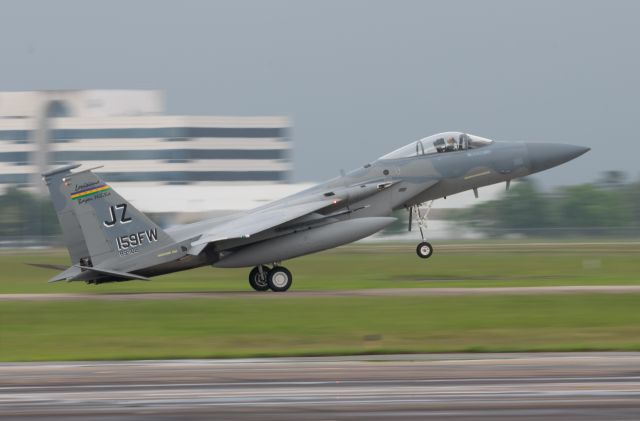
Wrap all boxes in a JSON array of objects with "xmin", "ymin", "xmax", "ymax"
[
  {"xmin": 3, "ymin": 285, "xmax": 640, "ymax": 301},
  {"xmin": 2, "ymin": 353, "xmax": 640, "ymax": 420}
]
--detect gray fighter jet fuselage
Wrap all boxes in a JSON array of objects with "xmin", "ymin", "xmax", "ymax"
[{"xmin": 41, "ymin": 132, "xmax": 589, "ymax": 291}]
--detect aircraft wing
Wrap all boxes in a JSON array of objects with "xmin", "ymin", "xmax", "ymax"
[{"xmin": 188, "ymin": 198, "xmax": 339, "ymax": 255}]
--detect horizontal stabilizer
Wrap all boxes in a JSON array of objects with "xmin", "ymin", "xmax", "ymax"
[
  {"xmin": 48, "ymin": 266, "xmax": 82, "ymax": 283},
  {"xmin": 26, "ymin": 263, "xmax": 69, "ymax": 271},
  {"xmin": 74, "ymin": 265, "xmax": 151, "ymax": 281}
]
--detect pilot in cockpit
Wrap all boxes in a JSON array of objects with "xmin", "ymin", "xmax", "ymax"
[
  {"xmin": 446, "ymin": 137, "xmax": 456, "ymax": 152},
  {"xmin": 378, "ymin": 132, "xmax": 494, "ymax": 160}
]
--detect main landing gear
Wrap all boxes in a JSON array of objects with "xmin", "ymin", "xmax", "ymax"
[
  {"xmin": 409, "ymin": 201, "xmax": 435, "ymax": 259},
  {"xmin": 248, "ymin": 264, "xmax": 293, "ymax": 292}
]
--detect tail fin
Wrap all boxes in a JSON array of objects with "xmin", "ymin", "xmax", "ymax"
[{"xmin": 42, "ymin": 165, "xmax": 174, "ymax": 268}]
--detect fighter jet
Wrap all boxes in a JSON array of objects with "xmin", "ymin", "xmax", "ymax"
[{"xmin": 41, "ymin": 132, "xmax": 589, "ymax": 291}]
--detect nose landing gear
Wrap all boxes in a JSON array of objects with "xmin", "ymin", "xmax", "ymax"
[
  {"xmin": 248, "ymin": 264, "xmax": 293, "ymax": 292},
  {"xmin": 416, "ymin": 241, "xmax": 433, "ymax": 259},
  {"xmin": 409, "ymin": 201, "xmax": 435, "ymax": 259}
]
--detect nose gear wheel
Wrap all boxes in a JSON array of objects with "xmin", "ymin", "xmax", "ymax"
[
  {"xmin": 409, "ymin": 200, "xmax": 435, "ymax": 259},
  {"xmin": 416, "ymin": 241, "xmax": 433, "ymax": 259}
]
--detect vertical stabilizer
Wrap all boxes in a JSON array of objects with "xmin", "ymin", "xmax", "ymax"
[
  {"xmin": 42, "ymin": 165, "xmax": 175, "ymax": 268},
  {"xmin": 42, "ymin": 164, "xmax": 89, "ymax": 265}
]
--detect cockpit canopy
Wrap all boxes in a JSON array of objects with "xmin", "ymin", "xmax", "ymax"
[{"xmin": 379, "ymin": 132, "xmax": 493, "ymax": 160}]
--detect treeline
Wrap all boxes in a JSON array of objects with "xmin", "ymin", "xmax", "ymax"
[
  {"xmin": 1, "ymin": 172, "xmax": 638, "ymax": 239},
  {"xmin": 457, "ymin": 172, "xmax": 640, "ymax": 236},
  {"xmin": 0, "ymin": 187, "xmax": 60, "ymax": 237}
]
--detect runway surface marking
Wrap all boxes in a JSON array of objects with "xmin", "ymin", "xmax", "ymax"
[
  {"xmin": 2, "ymin": 285, "xmax": 640, "ymax": 301},
  {"xmin": 2, "ymin": 353, "xmax": 640, "ymax": 419}
]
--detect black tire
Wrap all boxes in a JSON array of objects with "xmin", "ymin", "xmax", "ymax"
[
  {"xmin": 248, "ymin": 266, "xmax": 270, "ymax": 291},
  {"xmin": 267, "ymin": 266, "xmax": 293, "ymax": 292},
  {"xmin": 416, "ymin": 241, "xmax": 433, "ymax": 259}
]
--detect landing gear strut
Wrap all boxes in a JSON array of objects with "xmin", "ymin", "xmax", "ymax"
[
  {"xmin": 248, "ymin": 264, "xmax": 293, "ymax": 292},
  {"xmin": 409, "ymin": 201, "xmax": 435, "ymax": 259}
]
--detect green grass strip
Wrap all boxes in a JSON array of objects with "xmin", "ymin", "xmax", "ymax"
[{"xmin": 2, "ymin": 294, "xmax": 640, "ymax": 361}]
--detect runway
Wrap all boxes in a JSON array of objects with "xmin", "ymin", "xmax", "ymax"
[
  {"xmin": 2, "ymin": 353, "xmax": 640, "ymax": 420},
  {"xmin": 3, "ymin": 285, "xmax": 640, "ymax": 301}
]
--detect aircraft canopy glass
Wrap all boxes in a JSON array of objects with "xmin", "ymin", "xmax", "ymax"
[{"xmin": 379, "ymin": 132, "xmax": 493, "ymax": 160}]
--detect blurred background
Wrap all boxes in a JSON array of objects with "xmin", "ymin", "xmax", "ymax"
[
  {"xmin": 4, "ymin": 6, "xmax": 640, "ymax": 411},
  {"xmin": 0, "ymin": 0, "xmax": 639, "ymax": 246}
]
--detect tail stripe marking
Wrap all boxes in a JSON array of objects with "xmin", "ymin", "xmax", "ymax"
[{"xmin": 70, "ymin": 185, "xmax": 111, "ymax": 200}]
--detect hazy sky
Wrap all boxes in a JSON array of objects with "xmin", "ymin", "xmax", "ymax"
[{"xmin": 1, "ymin": 0, "xmax": 638, "ymax": 186}]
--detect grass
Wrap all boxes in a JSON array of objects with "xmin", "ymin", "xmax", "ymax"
[
  {"xmin": 1, "ymin": 242, "xmax": 639, "ymax": 293},
  {"xmin": 2, "ymin": 294, "xmax": 640, "ymax": 361},
  {"xmin": 1, "ymin": 242, "xmax": 638, "ymax": 361}
]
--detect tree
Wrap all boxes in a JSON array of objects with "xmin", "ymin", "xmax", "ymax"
[
  {"xmin": 493, "ymin": 180, "xmax": 550, "ymax": 231},
  {"xmin": 459, "ymin": 175, "xmax": 636, "ymax": 237},
  {"xmin": 553, "ymin": 184, "xmax": 630, "ymax": 230},
  {"xmin": 0, "ymin": 187, "xmax": 60, "ymax": 237},
  {"xmin": 622, "ymin": 181, "xmax": 640, "ymax": 227},
  {"xmin": 598, "ymin": 171, "xmax": 628, "ymax": 188}
]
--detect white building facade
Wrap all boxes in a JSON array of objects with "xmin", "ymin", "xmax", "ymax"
[{"xmin": 0, "ymin": 90, "xmax": 309, "ymax": 221}]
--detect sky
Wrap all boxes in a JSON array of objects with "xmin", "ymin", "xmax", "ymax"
[{"xmin": 0, "ymin": 0, "xmax": 638, "ymax": 186}]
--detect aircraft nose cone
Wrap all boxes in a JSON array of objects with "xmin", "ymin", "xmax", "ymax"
[{"xmin": 526, "ymin": 142, "xmax": 590, "ymax": 173}]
